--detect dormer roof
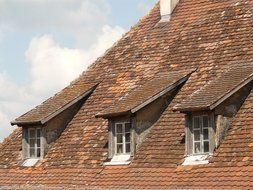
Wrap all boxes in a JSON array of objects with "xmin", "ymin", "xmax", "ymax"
[
  {"xmin": 97, "ymin": 69, "xmax": 195, "ymax": 118},
  {"xmin": 11, "ymin": 83, "xmax": 98, "ymax": 126},
  {"xmin": 174, "ymin": 64, "xmax": 253, "ymax": 112}
]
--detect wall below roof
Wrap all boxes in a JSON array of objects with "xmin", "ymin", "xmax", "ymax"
[
  {"xmin": 43, "ymin": 98, "xmax": 87, "ymax": 154},
  {"xmin": 135, "ymin": 88, "xmax": 179, "ymax": 149},
  {"xmin": 214, "ymin": 81, "xmax": 253, "ymax": 148}
]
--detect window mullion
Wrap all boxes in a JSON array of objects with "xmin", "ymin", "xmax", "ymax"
[
  {"xmin": 123, "ymin": 123, "xmax": 126, "ymax": 154},
  {"xmin": 115, "ymin": 125, "xmax": 117, "ymax": 155},
  {"xmin": 200, "ymin": 117, "xmax": 204, "ymax": 153},
  {"xmin": 35, "ymin": 129, "xmax": 37, "ymax": 158}
]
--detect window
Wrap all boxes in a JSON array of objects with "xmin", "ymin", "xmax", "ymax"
[
  {"xmin": 28, "ymin": 128, "xmax": 41, "ymax": 158},
  {"xmin": 192, "ymin": 116, "xmax": 210, "ymax": 154},
  {"xmin": 115, "ymin": 122, "xmax": 131, "ymax": 155}
]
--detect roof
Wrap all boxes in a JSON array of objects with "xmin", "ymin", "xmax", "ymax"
[
  {"xmin": 11, "ymin": 83, "xmax": 98, "ymax": 125},
  {"xmin": 0, "ymin": 0, "xmax": 253, "ymax": 189},
  {"xmin": 97, "ymin": 69, "xmax": 195, "ymax": 118},
  {"xmin": 174, "ymin": 64, "xmax": 253, "ymax": 112}
]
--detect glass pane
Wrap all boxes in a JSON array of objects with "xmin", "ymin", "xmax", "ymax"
[
  {"xmin": 203, "ymin": 129, "xmax": 209, "ymax": 140},
  {"xmin": 203, "ymin": 116, "xmax": 209, "ymax": 128},
  {"xmin": 194, "ymin": 142, "xmax": 201, "ymax": 154},
  {"xmin": 193, "ymin": 117, "xmax": 200, "ymax": 129},
  {"xmin": 37, "ymin": 139, "xmax": 41, "ymax": 147},
  {"xmin": 37, "ymin": 129, "xmax": 41, "ymax": 138},
  {"xmin": 30, "ymin": 139, "xmax": 35, "ymax": 148},
  {"xmin": 194, "ymin": 130, "xmax": 200, "ymax": 141},
  {"xmin": 116, "ymin": 124, "xmax": 123, "ymax": 133},
  {"xmin": 117, "ymin": 134, "xmax": 123, "ymax": 143},
  {"xmin": 30, "ymin": 148, "xmax": 35, "ymax": 157},
  {"xmin": 204, "ymin": 141, "xmax": 209, "ymax": 153},
  {"xmin": 30, "ymin": 129, "xmax": 35, "ymax": 138},
  {"xmin": 37, "ymin": 148, "xmax": 41, "ymax": 158},
  {"xmin": 126, "ymin": 143, "xmax": 130, "ymax": 153},
  {"xmin": 117, "ymin": 144, "xmax": 123, "ymax": 154},
  {"xmin": 125, "ymin": 123, "xmax": 131, "ymax": 133},
  {"xmin": 125, "ymin": 133, "xmax": 131, "ymax": 143}
]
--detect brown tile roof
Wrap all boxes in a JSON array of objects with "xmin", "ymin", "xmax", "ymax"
[
  {"xmin": 174, "ymin": 64, "xmax": 253, "ymax": 112},
  {"xmin": 97, "ymin": 69, "xmax": 195, "ymax": 118},
  {"xmin": 0, "ymin": 0, "xmax": 253, "ymax": 189},
  {"xmin": 11, "ymin": 83, "xmax": 98, "ymax": 125}
]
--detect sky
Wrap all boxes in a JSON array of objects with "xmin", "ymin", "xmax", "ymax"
[{"xmin": 0, "ymin": 0, "xmax": 157, "ymax": 141}]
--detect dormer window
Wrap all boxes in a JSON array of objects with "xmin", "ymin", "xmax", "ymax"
[
  {"xmin": 192, "ymin": 116, "xmax": 210, "ymax": 154},
  {"xmin": 28, "ymin": 128, "xmax": 42, "ymax": 158},
  {"xmin": 115, "ymin": 122, "xmax": 131, "ymax": 155},
  {"xmin": 96, "ymin": 70, "xmax": 195, "ymax": 165},
  {"xmin": 184, "ymin": 114, "xmax": 215, "ymax": 157},
  {"xmin": 22, "ymin": 127, "xmax": 44, "ymax": 167}
]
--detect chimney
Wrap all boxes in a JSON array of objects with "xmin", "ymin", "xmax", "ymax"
[{"xmin": 159, "ymin": 0, "xmax": 179, "ymax": 22}]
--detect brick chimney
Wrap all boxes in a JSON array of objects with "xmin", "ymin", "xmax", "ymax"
[{"xmin": 160, "ymin": 0, "xmax": 179, "ymax": 22}]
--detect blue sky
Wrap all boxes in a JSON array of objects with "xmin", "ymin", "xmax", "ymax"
[{"xmin": 0, "ymin": 0, "xmax": 157, "ymax": 141}]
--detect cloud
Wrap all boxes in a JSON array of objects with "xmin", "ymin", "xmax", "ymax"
[
  {"xmin": 25, "ymin": 25, "xmax": 125, "ymax": 98},
  {"xmin": 0, "ymin": 24, "xmax": 125, "ymax": 141},
  {"xmin": 0, "ymin": 73, "xmax": 34, "ymax": 140},
  {"xmin": 0, "ymin": 0, "xmax": 110, "ymax": 47}
]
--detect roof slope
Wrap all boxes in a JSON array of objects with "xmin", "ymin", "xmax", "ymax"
[
  {"xmin": 11, "ymin": 83, "xmax": 98, "ymax": 125},
  {"xmin": 174, "ymin": 64, "xmax": 253, "ymax": 111},
  {"xmin": 97, "ymin": 69, "xmax": 195, "ymax": 118},
  {"xmin": 0, "ymin": 0, "xmax": 253, "ymax": 189}
]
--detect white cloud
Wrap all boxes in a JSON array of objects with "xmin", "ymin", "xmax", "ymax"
[
  {"xmin": 0, "ymin": 0, "xmax": 110, "ymax": 47},
  {"xmin": 0, "ymin": 73, "xmax": 34, "ymax": 141},
  {"xmin": 25, "ymin": 25, "xmax": 125, "ymax": 98},
  {"xmin": 0, "ymin": 24, "xmax": 125, "ymax": 141}
]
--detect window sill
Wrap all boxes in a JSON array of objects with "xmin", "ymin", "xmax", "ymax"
[
  {"xmin": 22, "ymin": 158, "xmax": 40, "ymax": 167},
  {"xmin": 182, "ymin": 155, "xmax": 210, "ymax": 166},
  {"xmin": 104, "ymin": 154, "xmax": 131, "ymax": 166}
]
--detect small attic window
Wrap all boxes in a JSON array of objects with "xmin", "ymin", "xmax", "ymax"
[
  {"xmin": 22, "ymin": 127, "xmax": 43, "ymax": 167},
  {"xmin": 28, "ymin": 128, "xmax": 42, "ymax": 158},
  {"xmin": 192, "ymin": 116, "xmax": 210, "ymax": 154},
  {"xmin": 105, "ymin": 119, "xmax": 133, "ymax": 166},
  {"xmin": 185, "ymin": 113, "xmax": 215, "ymax": 156},
  {"xmin": 115, "ymin": 122, "xmax": 131, "ymax": 155}
]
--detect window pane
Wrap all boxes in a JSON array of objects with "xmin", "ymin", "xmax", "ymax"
[
  {"xmin": 37, "ymin": 139, "xmax": 41, "ymax": 147},
  {"xmin": 193, "ymin": 117, "xmax": 200, "ymax": 129},
  {"xmin": 204, "ymin": 141, "xmax": 209, "ymax": 153},
  {"xmin": 194, "ymin": 130, "xmax": 200, "ymax": 141},
  {"xmin": 125, "ymin": 133, "xmax": 131, "ymax": 143},
  {"xmin": 194, "ymin": 142, "xmax": 201, "ymax": 154},
  {"xmin": 116, "ymin": 124, "xmax": 123, "ymax": 133},
  {"xmin": 203, "ymin": 116, "xmax": 209, "ymax": 128},
  {"xmin": 30, "ymin": 129, "xmax": 35, "ymax": 138},
  {"xmin": 37, "ymin": 129, "xmax": 41, "ymax": 138},
  {"xmin": 30, "ymin": 139, "xmax": 35, "ymax": 148},
  {"xmin": 203, "ymin": 129, "xmax": 209, "ymax": 140},
  {"xmin": 117, "ymin": 144, "xmax": 123, "ymax": 154},
  {"xmin": 117, "ymin": 134, "xmax": 123, "ymax": 143},
  {"xmin": 30, "ymin": 148, "xmax": 35, "ymax": 157},
  {"xmin": 37, "ymin": 148, "xmax": 41, "ymax": 158},
  {"xmin": 126, "ymin": 143, "xmax": 130, "ymax": 153},
  {"xmin": 125, "ymin": 123, "xmax": 131, "ymax": 133}
]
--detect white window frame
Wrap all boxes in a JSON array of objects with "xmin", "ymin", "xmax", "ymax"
[
  {"xmin": 28, "ymin": 128, "xmax": 42, "ymax": 159},
  {"xmin": 114, "ymin": 122, "xmax": 131, "ymax": 155},
  {"xmin": 192, "ymin": 115, "xmax": 210, "ymax": 155}
]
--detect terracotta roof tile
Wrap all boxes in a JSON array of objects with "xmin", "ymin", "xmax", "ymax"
[
  {"xmin": 97, "ymin": 69, "xmax": 195, "ymax": 118},
  {"xmin": 0, "ymin": 0, "xmax": 253, "ymax": 189},
  {"xmin": 12, "ymin": 83, "xmax": 98, "ymax": 125},
  {"xmin": 174, "ymin": 64, "xmax": 253, "ymax": 111}
]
